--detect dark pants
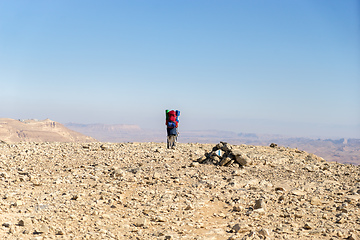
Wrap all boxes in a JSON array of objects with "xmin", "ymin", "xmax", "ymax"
[
  {"xmin": 167, "ymin": 128, "xmax": 177, "ymax": 149},
  {"xmin": 167, "ymin": 127, "xmax": 177, "ymax": 136}
]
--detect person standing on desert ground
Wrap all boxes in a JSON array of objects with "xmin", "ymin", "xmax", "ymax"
[{"xmin": 165, "ymin": 110, "xmax": 180, "ymax": 149}]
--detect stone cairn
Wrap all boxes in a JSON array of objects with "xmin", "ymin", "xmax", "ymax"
[{"xmin": 197, "ymin": 141, "xmax": 252, "ymax": 167}]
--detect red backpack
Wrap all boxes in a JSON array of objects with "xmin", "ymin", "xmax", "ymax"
[
  {"xmin": 168, "ymin": 110, "xmax": 176, "ymax": 122},
  {"xmin": 166, "ymin": 110, "xmax": 178, "ymax": 128}
]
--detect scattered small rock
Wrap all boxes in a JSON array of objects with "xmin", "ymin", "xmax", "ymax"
[
  {"xmin": 0, "ymin": 141, "xmax": 358, "ymax": 240},
  {"xmin": 269, "ymin": 143, "xmax": 277, "ymax": 148}
]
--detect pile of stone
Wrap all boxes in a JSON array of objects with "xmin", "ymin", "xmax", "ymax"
[{"xmin": 197, "ymin": 142, "xmax": 252, "ymax": 167}]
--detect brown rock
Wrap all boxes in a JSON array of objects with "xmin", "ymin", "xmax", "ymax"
[
  {"xmin": 310, "ymin": 197, "xmax": 322, "ymax": 205},
  {"xmin": 18, "ymin": 218, "xmax": 32, "ymax": 227},
  {"xmin": 232, "ymin": 223, "xmax": 250, "ymax": 233},
  {"xmin": 304, "ymin": 223, "xmax": 314, "ymax": 230},
  {"xmin": 134, "ymin": 218, "xmax": 147, "ymax": 227},
  {"xmin": 254, "ymin": 199, "xmax": 266, "ymax": 210},
  {"xmin": 219, "ymin": 157, "xmax": 232, "ymax": 166},
  {"xmin": 259, "ymin": 228, "xmax": 270, "ymax": 237},
  {"xmin": 233, "ymin": 150, "xmax": 252, "ymax": 166}
]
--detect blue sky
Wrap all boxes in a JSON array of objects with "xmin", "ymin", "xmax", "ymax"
[{"xmin": 1, "ymin": 0, "xmax": 359, "ymax": 138}]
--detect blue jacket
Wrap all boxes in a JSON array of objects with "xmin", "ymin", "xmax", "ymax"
[{"xmin": 167, "ymin": 127, "xmax": 177, "ymax": 136}]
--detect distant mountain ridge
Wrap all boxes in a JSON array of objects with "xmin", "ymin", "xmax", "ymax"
[
  {"xmin": 65, "ymin": 123, "xmax": 141, "ymax": 131},
  {"xmin": 0, "ymin": 118, "xmax": 96, "ymax": 143}
]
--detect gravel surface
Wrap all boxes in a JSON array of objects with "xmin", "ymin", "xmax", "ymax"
[{"xmin": 1, "ymin": 142, "xmax": 359, "ymax": 240}]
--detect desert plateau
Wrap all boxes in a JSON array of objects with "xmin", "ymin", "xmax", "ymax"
[{"xmin": 1, "ymin": 140, "xmax": 360, "ymax": 240}]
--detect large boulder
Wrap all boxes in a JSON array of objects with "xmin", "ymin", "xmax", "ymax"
[{"xmin": 232, "ymin": 149, "xmax": 252, "ymax": 166}]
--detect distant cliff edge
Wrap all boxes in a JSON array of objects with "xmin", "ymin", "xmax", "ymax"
[{"xmin": 0, "ymin": 118, "xmax": 97, "ymax": 143}]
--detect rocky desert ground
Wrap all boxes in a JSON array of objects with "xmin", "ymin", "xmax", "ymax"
[{"xmin": 1, "ymin": 141, "xmax": 360, "ymax": 240}]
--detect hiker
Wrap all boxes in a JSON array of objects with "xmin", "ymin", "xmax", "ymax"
[{"xmin": 165, "ymin": 109, "xmax": 180, "ymax": 149}]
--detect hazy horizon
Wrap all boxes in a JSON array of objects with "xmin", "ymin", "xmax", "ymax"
[
  {"xmin": 1, "ymin": 1, "xmax": 359, "ymax": 139},
  {"xmin": 63, "ymin": 119, "xmax": 360, "ymax": 140}
]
